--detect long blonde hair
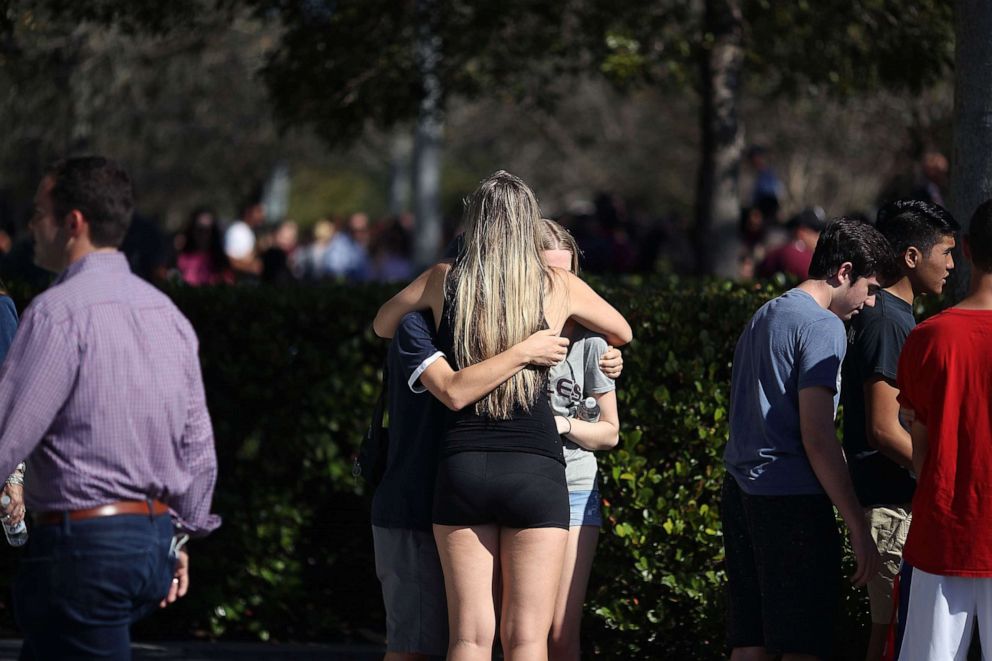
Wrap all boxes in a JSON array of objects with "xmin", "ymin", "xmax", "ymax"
[
  {"xmin": 449, "ymin": 171, "xmax": 551, "ymax": 418},
  {"xmin": 540, "ymin": 218, "xmax": 581, "ymax": 274}
]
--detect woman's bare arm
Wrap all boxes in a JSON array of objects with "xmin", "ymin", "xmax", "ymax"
[
  {"xmin": 420, "ymin": 330, "xmax": 569, "ymax": 411},
  {"xmin": 373, "ymin": 264, "xmax": 447, "ymax": 338},
  {"xmin": 558, "ymin": 390, "xmax": 620, "ymax": 451},
  {"xmin": 552, "ymin": 270, "xmax": 632, "ymax": 346}
]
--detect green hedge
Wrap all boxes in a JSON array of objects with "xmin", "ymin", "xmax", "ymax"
[
  {"xmin": 0, "ymin": 277, "xmax": 877, "ymax": 657},
  {"xmin": 581, "ymin": 277, "xmax": 872, "ymax": 659}
]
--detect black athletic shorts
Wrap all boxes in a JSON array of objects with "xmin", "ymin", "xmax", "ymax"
[
  {"xmin": 721, "ymin": 474, "xmax": 841, "ymax": 659},
  {"xmin": 433, "ymin": 451, "xmax": 569, "ymax": 529}
]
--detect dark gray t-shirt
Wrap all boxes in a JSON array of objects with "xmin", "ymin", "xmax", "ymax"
[
  {"xmin": 841, "ymin": 289, "xmax": 916, "ymax": 507},
  {"xmin": 724, "ymin": 288, "xmax": 847, "ymax": 495},
  {"xmin": 547, "ymin": 328, "xmax": 614, "ymax": 491}
]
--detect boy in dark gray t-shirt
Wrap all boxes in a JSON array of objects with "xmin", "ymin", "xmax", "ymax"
[
  {"xmin": 839, "ymin": 199, "xmax": 958, "ymax": 661},
  {"xmin": 722, "ymin": 218, "xmax": 893, "ymax": 660}
]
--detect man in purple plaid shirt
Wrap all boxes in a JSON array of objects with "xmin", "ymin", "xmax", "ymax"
[{"xmin": 0, "ymin": 157, "xmax": 220, "ymax": 659}]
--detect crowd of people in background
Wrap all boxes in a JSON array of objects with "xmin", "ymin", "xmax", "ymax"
[
  {"xmin": 0, "ymin": 146, "xmax": 951, "ymax": 291},
  {"xmin": 0, "ymin": 196, "xmax": 671, "ymax": 287},
  {"xmin": 173, "ymin": 204, "xmax": 416, "ymax": 286},
  {"xmin": 165, "ymin": 194, "xmax": 677, "ymax": 287},
  {"xmin": 737, "ymin": 147, "xmax": 949, "ymax": 282}
]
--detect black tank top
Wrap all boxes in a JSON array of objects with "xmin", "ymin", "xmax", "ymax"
[{"xmin": 436, "ymin": 300, "xmax": 564, "ymax": 465}]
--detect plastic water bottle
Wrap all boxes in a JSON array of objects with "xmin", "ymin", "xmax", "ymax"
[
  {"xmin": 577, "ymin": 396, "xmax": 600, "ymax": 422},
  {"xmin": 0, "ymin": 495, "xmax": 27, "ymax": 547}
]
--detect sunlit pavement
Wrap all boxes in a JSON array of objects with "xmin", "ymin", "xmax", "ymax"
[{"xmin": 0, "ymin": 640, "xmax": 384, "ymax": 660}]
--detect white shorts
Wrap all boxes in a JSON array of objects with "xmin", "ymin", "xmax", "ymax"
[{"xmin": 899, "ymin": 567, "xmax": 992, "ymax": 661}]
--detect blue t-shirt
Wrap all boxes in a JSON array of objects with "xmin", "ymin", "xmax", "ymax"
[
  {"xmin": 724, "ymin": 288, "xmax": 847, "ymax": 495},
  {"xmin": 0, "ymin": 296, "xmax": 18, "ymax": 364},
  {"xmin": 370, "ymin": 310, "xmax": 446, "ymax": 531}
]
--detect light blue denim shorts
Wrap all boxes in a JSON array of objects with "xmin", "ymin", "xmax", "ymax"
[{"xmin": 568, "ymin": 489, "xmax": 603, "ymax": 527}]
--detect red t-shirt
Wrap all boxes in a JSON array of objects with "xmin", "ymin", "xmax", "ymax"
[
  {"xmin": 897, "ymin": 308, "xmax": 992, "ymax": 576},
  {"xmin": 757, "ymin": 241, "xmax": 814, "ymax": 280}
]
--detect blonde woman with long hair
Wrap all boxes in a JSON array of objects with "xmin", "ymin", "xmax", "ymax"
[{"xmin": 373, "ymin": 172, "xmax": 631, "ymax": 661}]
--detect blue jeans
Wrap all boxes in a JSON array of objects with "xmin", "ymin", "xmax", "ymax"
[
  {"xmin": 14, "ymin": 512, "xmax": 177, "ymax": 660},
  {"xmin": 568, "ymin": 489, "xmax": 603, "ymax": 527}
]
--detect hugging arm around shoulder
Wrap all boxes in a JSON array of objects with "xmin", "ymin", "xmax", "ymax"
[
  {"xmin": 418, "ymin": 329, "xmax": 567, "ymax": 411},
  {"xmin": 560, "ymin": 271, "xmax": 632, "ymax": 346},
  {"xmin": 420, "ymin": 354, "xmax": 524, "ymax": 412},
  {"xmin": 373, "ymin": 264, "xmax": 447, "ymax": 339},
  {"xmin": 391, "ymin": 308, "xmax": 512, "ymax": 412}
]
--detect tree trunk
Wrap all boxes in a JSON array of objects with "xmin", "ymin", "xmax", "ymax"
[
  {"xmin": 388, "ymin": 132, "xmax": 413, "ymax": 216},
  {"xmin": 412, "ymin": 0, "xmax": 444, "ymax": 268},
  {"xmin": 694, "ymin": 0, "xmax": 744, "ymax": 278},
  {"xmin": 950, "ymin": 0, "xmax": 992, "ymax": 296}
]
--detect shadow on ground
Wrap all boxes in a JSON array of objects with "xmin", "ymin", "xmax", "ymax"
[{"xmin": 0, "ymin": 640, "xmax": 384, "ymax": 660}]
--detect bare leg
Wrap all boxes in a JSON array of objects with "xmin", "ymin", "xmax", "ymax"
[
  {"xmin": 865, "ymin": 622, "xmax": 888, "ymax": 661},
  {"xmin": 499, "ymin": 526, "xmax": 568, "ymax": 661},
  {"xmin": 434, "ymin": 524, "xmax": 500, "ymax": 661},
  {"xmin": 549, "ymin": 526, "xmax": 599, "ymax": 661}
]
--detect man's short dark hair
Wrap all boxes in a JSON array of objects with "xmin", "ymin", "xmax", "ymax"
[
  {"xmin": 875, "ymin": 199, "xmax": 960, "ymax": 258},
  {"xmin": 808, "ymin": 217, "xmax": 897, "ymax": 283},
  {"xmin": 46, "ymin": 157, "xmax": 134, "ymax": 248},
  {"xmin": 968, "ymin": 199, "xmax": 992, "ymax": 274}
]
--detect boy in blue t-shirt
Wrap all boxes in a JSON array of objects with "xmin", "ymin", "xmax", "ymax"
[
  {"xmin": 372, "ymin": 310, "xmax": 620, "ymax": 659},
  {"xmin": 723, "ymin": 218, "xmax": 894, "ymax": 661}
]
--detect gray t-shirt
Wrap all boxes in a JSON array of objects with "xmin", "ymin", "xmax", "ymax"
[
  {"xmin": 547, "ymin": 328, "xmax": 615, "ymax": 491},
  {"xmin": 724, "ymin": 288, "xmax": 847, "ymax": 496}
]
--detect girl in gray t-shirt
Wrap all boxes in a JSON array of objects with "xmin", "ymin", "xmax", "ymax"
[
  {"xmin": 541, "ymin": 219, "xmax": 621, "ymax": 659},
  {"xmin": 548, "ymin": 327, "xmax": 616, "ymax": 497}
]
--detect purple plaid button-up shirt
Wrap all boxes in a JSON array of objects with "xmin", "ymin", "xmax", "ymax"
[{"xmin": 0, "ymin": 252, "xmax": 220, "ymax": 536}]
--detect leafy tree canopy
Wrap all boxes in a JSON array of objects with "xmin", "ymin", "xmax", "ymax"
[
  {"xmin": 3, "ymin": 0, "xmax": 952, "ymax": 147},
  {"xmin": 258, "ymin": 0, "xmax": 952, "ymax": 145}
]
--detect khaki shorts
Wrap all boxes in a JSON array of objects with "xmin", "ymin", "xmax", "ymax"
[{"xmin": 866, "ymin": 505, "xmax": 912, "ymax": 624}]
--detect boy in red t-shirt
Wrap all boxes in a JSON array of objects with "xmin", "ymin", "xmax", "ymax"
[{"xmin": 896, "ymin": 200, "xmax": 992, "ymax": 660}]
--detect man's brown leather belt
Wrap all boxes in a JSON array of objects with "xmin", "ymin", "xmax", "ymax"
[{"xmin": 34, "ymin": 500, "xmax": 169, "ymax": 526}]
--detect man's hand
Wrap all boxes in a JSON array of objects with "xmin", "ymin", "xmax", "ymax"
[
  {"xmin": 160, "ymin": 549, "xmax": 190, "ymax": 608},
  {"xmin": 799, "ymin": 386, "xmax": 881, "ymax": 587},
  {"xmin": 1, "ymin": 483, "xmax": 25, "ymax": 526},
  {"xmin": 600, "ymin": 346, "xmax": 623, "ymax": 379},
  {"xmin": 848, "ymin": 526, "xmax": 881, "ymax": 587},
  {"xmin": 520, "ymin": 329, "xmax": 569, "ymax": 366},
  {"xmin": 899, "ymin": 406, "xmax": 916, "ymax": 431}
]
